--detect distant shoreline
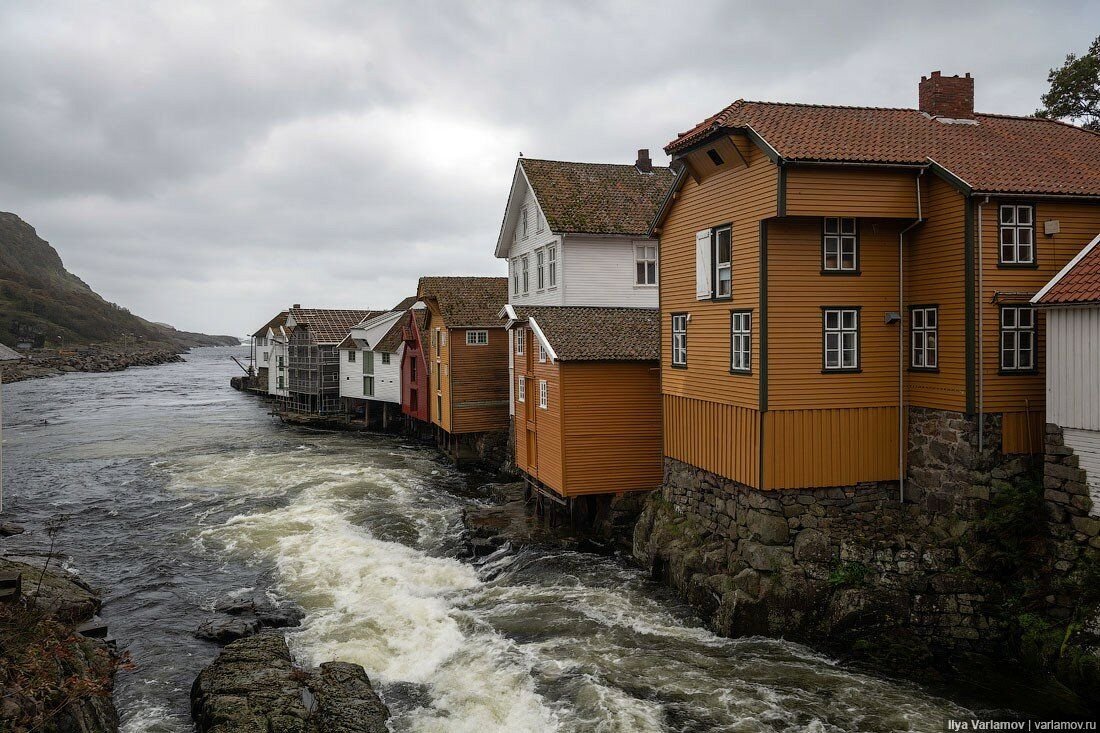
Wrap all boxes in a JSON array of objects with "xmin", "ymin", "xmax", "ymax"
[{"xmin": 0, "ymin": 341, "xmax": 237, "ymax": 384}]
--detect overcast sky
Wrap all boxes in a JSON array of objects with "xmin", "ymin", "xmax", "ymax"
[{"xmin": 1, "ymin": 2, "xmax": 1096, "ymax": 336}]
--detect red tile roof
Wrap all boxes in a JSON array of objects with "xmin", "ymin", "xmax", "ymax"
[
  {"xmin": 288, "ymin": 308, "xmax": 380, "ymax": 344},
  {"xmin": 667, "ymin": 100, "xmax": 1100, "ymax": 196},
  {"xmin": 1034, "ymin": 234, "xmax": 1100, "ymax": 305},
  {"xmin": 520, "ymin": 159, "xmax": 676, "ymax": 235}
]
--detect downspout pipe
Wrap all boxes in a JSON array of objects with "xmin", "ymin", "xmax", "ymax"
[
  {"xmin": 977, "ymin": 196, "xmax": 989, "ymax": 457},
  {"xmin": 897, "ymin": 171, "xmax": 925, "ymax": 503}
]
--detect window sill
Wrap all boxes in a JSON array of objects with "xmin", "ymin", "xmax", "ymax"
[
  {"xmin": 821, "ymin": 368, "xmax": 862, "ymax": 374},
  {"xmin": 997, "ymin": 262, "xmax": 1039, "ymax": 270},
  {"xmin": 670, "ymin": 363, "xmax": 688, "ymax": 370},
  {"xmin": 998, "ymin": 369, "xmax": 1039, "ymax": 376},
  {"xmin": 908, "ymin": 366, "xmax": 940, "ymax": 373},
  {"xmin": 634, "ymin": 283, "xmax": 658, "ymax": 289},
  {"xmin": 820, "ymin": 269, "xmax": 862, "ymax": 276},
  {"xmin": 729, "ymin": 369, "xmax": 753, "ymax": 376}
]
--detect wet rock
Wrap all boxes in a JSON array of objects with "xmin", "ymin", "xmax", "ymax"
[
  {"xmin": 196, "ymin": 598, "xmax": 304, "ymax": 644},
  {"xmin": 191, "ymin": 633, "xmax": 389, "ymax": 733},
  {"xmin": 0, "ymin": 558, "xmax": 101, "ymax": 623},
  {"xmin": 0, "ymin": 522, "xmax": 25, "ymax": 537}
]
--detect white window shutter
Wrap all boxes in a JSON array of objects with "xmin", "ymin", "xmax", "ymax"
[{"xmin": 695, "ymin": 230, "xmax": 713, "ymax": 300}]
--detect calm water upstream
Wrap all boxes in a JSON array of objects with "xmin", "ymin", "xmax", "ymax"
[{"xmin": 0, "ymin": 346, "xmax": 978, "ymax": 732}]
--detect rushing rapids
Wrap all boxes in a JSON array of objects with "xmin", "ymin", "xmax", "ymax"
[{"xmin": 0, "ymin": 346, "xmax": 981, "ymax": 731}]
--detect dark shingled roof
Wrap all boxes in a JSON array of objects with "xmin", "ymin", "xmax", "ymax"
[
  {"xmin": 390, "ymin": 295, "xmax": 419, "ymax": 312},
  {"xmin": 253, "ymin": 310, "xmax": 288, "ymax": 337},
  {"xmin": 288, "ymin": 308, "xmax": 380, "ymax": 344},
  {"xmin": 418, "ymin": 277, "xmax": 507, "ymax": 328},
  {"xmin": 667, "ymin": 100, "xmax": 1100, "ymax": 196},
  {"xmin": 520, "ymin": 158, "xmax": 676, "ymax": 235},
  {"xmin": 374, "ymin": 314, "xmax": 409, "ymax": 353},
  {"xmin": 511, "ymin": 306, "xmax": 659, "ymax": 361},
  {"xmin": 1036, "ymin": 234, "xmax": 1100, "ymax": 305}
]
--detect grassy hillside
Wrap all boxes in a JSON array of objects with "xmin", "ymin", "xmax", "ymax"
[{"xmin": 0, "ymin": 212, "xmax": 237, "ymax": 349}]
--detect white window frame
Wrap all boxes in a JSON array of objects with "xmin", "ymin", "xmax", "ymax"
[
  {"xmin": 635, "ymin": 243, "xmax": 658, "ymax": 286},
  {"xmin": 910, "ymin": 306, "xmax": 938, "ymax": 370},
  {"xmin": 522, "ymin": 255, "xmax": 530, "ymax": 294},
  {"xmin": 538, "ymin": 379, "xmax": 548, "ymax": 409},
  {"xmin": 823, "ymin": 307, "xmax": 859, "ymax": 371},
  {"xmin": 1000, "ymin": 306, "xmax": 1036, "ymax": 372},
  {"xmin": 381, "ymin": 353, "xmax": 390, "ymax": 365},
  {"xmin": 517, "ymin": 376, "xmax": 525, "ymax": 403},
  {"xmin": 536, "ymin": 208, "xmax": 544, "ymax": 233},
  {"xmin": 348, "ymin": 350, "xmax": 356, "ymax": 363},
  {"xmin": 522, "ymin": 207, "xmax": 529, "ymax": 238},
  {"xmin": 538, "ymin": 342, "xmax": 546, "ymax": 363},
  {"xmin": 730, "ymin": 311, "xmax": 751, "ymax": 373},
  {"xmin": 511, "ymin": 260, "xmax": 519, "ymax": 295},
  {"xmin": 548, "ymin": 245, "xmax": 557, "ymax": 288},
  {"xmin": 999, "ymin": 204, "xmax": 1035, "ymax": 265},
  {"xmin": 536, "ymin": 249, "xmax": 545, "ymax": 290},
  {"xmin": 671, "ymin": 313, "xmax": 688, "ymax": 367},
  {"xmin": 714, "ymin": 226, "xmax": 732, "ymax": 298},
  {"xmin": 823, "ymin": 217, "xmax": 859, "ymax": 272},
  {"xmin": 263, "ymin": 352, "xmax": 269, "ymax": 362},
  {"xmin": 466, "ymin": 330, "xmax": 489, "ymax": 346},
  {"xmin": 441, "ymin": 331, "xmax": 447, "ymax": 347},
  {"xmin": 516, "ymin": 326, "xmax": 525, "ymax": 355}
]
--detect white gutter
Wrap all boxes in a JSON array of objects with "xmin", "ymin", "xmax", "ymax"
[{"xmin": 527, "ymin": 317, "xmax": 558, "ymax": 363}]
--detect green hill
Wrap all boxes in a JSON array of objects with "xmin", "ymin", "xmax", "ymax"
[{"xmin": 0, "ymin": 212, "xmax": 238, "ymax": 349}]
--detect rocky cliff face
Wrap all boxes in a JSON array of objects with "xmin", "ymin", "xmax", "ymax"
[
  {"xmin": 190, "ymin": 634, "xmax": 390, "ymax": 733},
  {"xmin": 0, "ymin": 212, "xmax": 236, "ymax": 349}
]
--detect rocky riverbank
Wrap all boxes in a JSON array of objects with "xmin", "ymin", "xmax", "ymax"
[
  {"xmin": 190, "ymin": 633, "xmax": 389, "ymax": 733},
  {"xmin": 0, "ymin": 557, "xmax": 121, "ymax": 732},
  {"xmin": 0, "ymin": 343, "xmax": 187, "ymax": 383}
]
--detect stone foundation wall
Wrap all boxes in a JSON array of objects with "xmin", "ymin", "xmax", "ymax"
[{"xmin": 1043, "ymin": 424, "xmax": 1098, "ymax": 618}]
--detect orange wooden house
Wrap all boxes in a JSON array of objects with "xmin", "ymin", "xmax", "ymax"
[
  {"xmin": 416, "ymin": 276, "xmax": 510, "ymax": 459},
  {"xmin": 494, "ymin": 153, "xmax": 674, "ymax": 506},
  {"xmin": 652, "ymin": 72, "xmax": 1100, "ymax": 494}
]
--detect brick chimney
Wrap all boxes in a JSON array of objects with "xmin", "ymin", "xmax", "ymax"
[
  {"xmin": 635, "ymin": 148, "xmax": 653, "ymax": 173},
  {"xmin": 918, "ymin": 71, "xmax": 974, "ymax": 119}
]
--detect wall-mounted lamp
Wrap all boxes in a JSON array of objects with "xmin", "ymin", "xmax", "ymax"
[{"xmin": 884, "ymin": 311, "xmax": 902, "ymax": 325}]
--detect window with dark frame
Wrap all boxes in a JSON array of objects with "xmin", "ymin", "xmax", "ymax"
[
  {"xmin": 730, "ymin": 311, "xmax": 751, "ymax": 372},
  {"xmin": 522, "ymin": 256, "xmax": 529, "ymax": 294},
  {"xmin": 910, "ymin": 306, "xmax": 938, "ymax": 370},
  {"xmin": 536, "ymin": 250, "xmax": 545, "ymax": 290},
  {"xmin": 714, "ymin": 226, "xmax": 732, "ymax": 298},
  {"xmin": 382, "ymin": 353, "xmax": 390, "ymax": 365},
  {"xmin": 671, "ymin": 313, "xmax": 687, "ymax": 367},
  {"xmin": 1000, "ymin": 305, "xmax": 1036, "ymax": 371},
  {"xmin": 823, "ymin": 307, "xmax": 859, "ymax": 371},
  {"xmin": 363, "ymin": 375, "xmax": 374, "ymax": 396},
  {"xmin": 348, "ymin": 350, "xmax": 356, "ymax": 362},
  {"xmin": 512, "ymin": 260, "xmax": 519, "ymax": 295},
  {"xmin": 999, "ymin": 204, "xmax": 1035, "ymax": 265},
  {"xmin": 823, "ymin": 217, "xmax": 858, "ymax": 272}
]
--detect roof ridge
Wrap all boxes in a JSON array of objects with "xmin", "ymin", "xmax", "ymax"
[
  {"xmin": 740, "ymin": 99, "xmax": 917, "ymax": 113},
  {"xmin": 521, "ymin": 157, "xmax": 672, "ymax": 171}
]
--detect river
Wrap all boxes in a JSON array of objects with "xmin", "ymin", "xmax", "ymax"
[{"xmin": 0, "ymin": 346, "xmax": 978, "ymax": 732}]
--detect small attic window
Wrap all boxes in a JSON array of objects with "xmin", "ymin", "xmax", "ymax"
[{"xmin": 706, "ymin": 149, "xmax": 724, "ymax": 167}]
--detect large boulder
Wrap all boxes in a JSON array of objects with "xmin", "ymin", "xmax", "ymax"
[{"xmin": 191, "ymin": 633, "xmax": 389, "ymax": 733}]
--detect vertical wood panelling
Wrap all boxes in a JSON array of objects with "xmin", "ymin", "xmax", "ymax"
[
  {"xmin": 662, "ymin": 394, "xmax": 759, "ymax": 487},
  {"xmin": 450, "ymin": 327, "xmax": 510, "ymax": 434},
  {"xmin": 1047, "ymin": 307, "xmax": 1100, "ymax": 431},
  {"xmin": 763, "ymin": 407, "xmax": 899, "ymax": 489},
  {"xmin": 1064, "ymin": 429, "xmax": 1100, "ymax": 500},
  {"xmin": 1002, "ymin": 410, "xmax": 1045, "ymax": 455}
]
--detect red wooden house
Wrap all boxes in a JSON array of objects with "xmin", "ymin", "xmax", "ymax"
[{"xmin": 400, "ymin": 306, "xmax": 431, "ymax": 429}]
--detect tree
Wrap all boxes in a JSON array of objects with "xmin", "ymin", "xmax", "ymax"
[{"xmin": 1036, "ymin": 35, "xmax": 1100, "ymax": 131}]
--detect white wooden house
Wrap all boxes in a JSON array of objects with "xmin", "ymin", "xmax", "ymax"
[
  {"xmin": 251, "ymin": 311, "xmax": 287, "ymax": 392},
  {"xmin": 1033, "ymin": 232, "xmax": 1100, "ymax": 514},
  {"xmin": 339, "ymin": 298, "xmax": 417, "ymax": 427}
]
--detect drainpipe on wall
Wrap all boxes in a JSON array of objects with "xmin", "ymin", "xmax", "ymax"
[
  {"xmin": 977, "ymin": 196, "xmax": 989, "ymax": 457},
  {"xmin": 897, "ymin": 171, "xmax": 925, "ymax": 504}
]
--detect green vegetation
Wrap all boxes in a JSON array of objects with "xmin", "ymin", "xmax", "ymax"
[
  {"xmin": 828, "ymin": 561, "xmax": 870, "ymax": 588},
  {"xmin": 1036, "ymin": 35, "xmax": 1100, "ymax": 131},
  {"xmin": 970, "ymin": 478, "xmax": 1046, "ymax": 581}
]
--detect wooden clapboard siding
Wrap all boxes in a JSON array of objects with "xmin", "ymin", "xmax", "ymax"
[
  {"xmin": 560, "ymin": 361, "xmax": 662, "ymax": 496},
  {"xmin": 1002, "ymin": 410, "xmax": 1045, "ymax": 455},
  {"xmin": 785, "ymin": 167, "xmax": 920, "ymax": 219},
  {"xmin": 763, "ymin": 407, "xmax": 900, "ymax": 489},
  {"xmin": 767, "ymin": 217, "xmax": 903, "ymax": 410},
  {"xmin": 449, "ymin": 326, "xmax": 510, "ymax": 434},
  {"xmin": 905, "ymin": 176, "xmax": 968, "ymax": 412},
  {"xmin": 978, "ymin": 200, "xmax": 1100, "ymax": 416},
  {"xmin": 659, "ymin": 141, "xmax": 775, "ymax": 410},
  {"xmin": 1046, "ymin": 306, "xmax": 1100, "ymax": 432},
  {"xmin": 427, "ymin": 303, "xmax": 451, "ymax": 433},
  {"xmin": 663, "ymin": 394, "xmax": 759, "ymax": 488}
]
